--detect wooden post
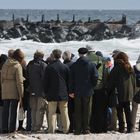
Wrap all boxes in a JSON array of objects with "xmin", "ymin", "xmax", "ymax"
[
  {"xmin": 57, "ymin": 14, "xmax": 60, "ymax": 22},
  {"xmin": 41, "ymin": 14, "xmax": 45, "ymax": 23},
  {"xmin": 72, "ymin": 14, "xmax": 75, "ymax": 22},
  {"xmin": 26, "ymin": 14, "xmax": 29, "ymax": 22},
  {"xmin": 12, "ymin": 14, "xmax": 15, "ymax": 21},
  {"xmin": 88, "ymin": 17, "xmax": 91, "ymax": 23}
]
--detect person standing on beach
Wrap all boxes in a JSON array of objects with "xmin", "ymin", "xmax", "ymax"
[
  {"xmin": 69, "ymin": 47, "xmax": 98, "ymax": 135},
  {"xmin": 26, "ymin": 50, "xmax": 47, "ymax": 132},
  {"xmin": 62, "ymin": 51, "xmax": 74, "ymax": 133},
  {"xmin": 1, "ymin": 49, "xmax": 24, "ymax": 133},
  {"xmin": 108, "ymin": 52, "xmax": 136, "ymax": 133},
  {"xmin": 44, "ymin": 49, "xmax": 70, "ymax": 134}
]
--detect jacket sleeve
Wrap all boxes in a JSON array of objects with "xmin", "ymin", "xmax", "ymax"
[
  {"xmin": 16, "ymin": 64, "xmax": 24, "ymax": 98},
  {"xmin": 107, "ymin": 66, "xmax": 118, "ymax": 95},
  {"xmin": 43, "ymin": 66, "xmax": 49, "ymax": 96},
  {"xmin": 90, "ymin": 63, "xmax": 98, "ymax": 88},
  {"xmin": 69, "ymin": 64, "xmax": 75, "ymax": 93}
]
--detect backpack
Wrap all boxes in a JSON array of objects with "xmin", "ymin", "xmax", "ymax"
[
  {"xmin": 87, "ymin": 53, "xmax": 107, "ymax": 90},
  {"xmin": 134, "ymin": 65, "xmax": 140, "ymax": 87}
]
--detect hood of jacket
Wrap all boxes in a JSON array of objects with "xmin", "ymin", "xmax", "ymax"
[{"xmin": 5, "ymin": 58, "xmax": 19, "ymax": 67}]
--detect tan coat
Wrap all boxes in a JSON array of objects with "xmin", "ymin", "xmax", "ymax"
[{"xmin": 1, "ymin": 59, "xmax": 24, "ymax": 100}]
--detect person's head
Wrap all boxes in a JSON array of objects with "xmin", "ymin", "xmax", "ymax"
[
  {"xmin": 86, "ymin": 45, "xmax": 95, "ymax": 52},
  {"xmin": 78, "ymin": 47, "xmax": 88, "ymax": 57},
  {"xmin": 62, "ymin": 51, "xmax": 72, "ymax": 61},
  {"xmin": 111, "ymin": 49, "xmax": 121, "ymax": 59},
  {"xmin": 115, "ymin": 51, "xmax": 133, "ymax": 74},
  {"xmin": 34, "ymin": 50, "xmax": 44, "ymax": 59},
  {"xmin": 0, "ymin": 54, "xmax": 8, "ymax": 70},
  {"xmin": 105, "ymin": 57, "xmax": 112, "ymax": 68},
  {"xmin": 13, "ymin": 49, "xmax": 25, "ymax": 63},
  {"xmin": 8, "ymin": 49, "xmax": 14, "ymax": 58},
  {"xmin": 52, "ymin": 49, "xmax": 62, "ymax": 60},
  {"xmin": 46, "ymin": 53, "xmax": 54, "ymax": 64},
  {"xmin": 96, "ymin": 51, "xmax": 103, "ymax": 57}
]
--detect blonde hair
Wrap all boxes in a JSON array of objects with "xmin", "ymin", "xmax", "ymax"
[
  {"xmin": 34, "ymin": 50, "xmax": 44, "ymax": 59},
  {"xmin": 62, "ymin": 51, "xmax": 71, "ymax": 60}
]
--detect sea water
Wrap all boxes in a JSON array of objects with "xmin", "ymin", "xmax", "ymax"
[{"xmin": 0, "ymin": 38, "xmax": 140, "ymax": 64}]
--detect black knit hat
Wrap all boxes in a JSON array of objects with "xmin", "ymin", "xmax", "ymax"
[{"xmin": 78, "ymin": 47, "xmax": 88, "ymax": 54}]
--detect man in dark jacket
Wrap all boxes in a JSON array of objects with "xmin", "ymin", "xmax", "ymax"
[
  {"xmin": 69, "ymin": 47, "xmax": 98, "ymax": 135},
  {"xmin": 44, "ymin": 49, "xmax": 70, "ymax": 134},
  {"xmin": 26, "ymin": 50, "xmax": 47, "ymax": 132}
]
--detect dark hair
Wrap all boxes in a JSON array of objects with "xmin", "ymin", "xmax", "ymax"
[
  {"xmin": 96, "ymin": 51, "xmax": 103, "ymax": 57},
  {"xmin": 13, "ymin": 49, "xmax": 24, "ymax": 63},
  {"xmin": 0, "ymin": 54, "xmax": 8, "ymax": 70},
  {"xmin": 115, "ymin": 52, "xmax": 133, "ymax": 73},
  {"xmin": 52, "ymin": 49, "xmax": 62, "ymax": 59}
]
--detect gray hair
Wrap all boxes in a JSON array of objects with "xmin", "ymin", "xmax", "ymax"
[
  {"xmin": 62, "ymin": 51, "xmax": 71, "ymax": 60},
  {"xmin": 34, "ymin": 50, "xmax": 44, "ymax": 59}
]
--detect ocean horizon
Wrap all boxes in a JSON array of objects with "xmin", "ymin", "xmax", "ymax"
[{"xmin": 0, "ymin": 9, "xmax": 140, "ymax": 24}]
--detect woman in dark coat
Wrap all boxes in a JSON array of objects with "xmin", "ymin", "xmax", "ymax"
[{"xmin": 108, "ymin": 52, "xmax": 136, "ymax": 133}]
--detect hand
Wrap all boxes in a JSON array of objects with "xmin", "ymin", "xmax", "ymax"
[{"xmin": 69, "ymin": 93, "xmax": 75, "ymax": 98}]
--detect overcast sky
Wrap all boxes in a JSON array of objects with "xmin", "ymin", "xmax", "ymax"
[{"xmin": 0, "ymin": 0, "xmax": 140, "ymax": 10}]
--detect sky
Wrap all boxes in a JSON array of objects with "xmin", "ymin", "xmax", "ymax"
[{"xmin": 0, "ymin": 0, "xmax": 140, "ymax": 10}]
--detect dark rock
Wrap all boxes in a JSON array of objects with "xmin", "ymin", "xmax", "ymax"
[
  {"xmin": 66, "ymin": 31, "xmax": 79, "ymax": 41},
  {"xmin": 71, "ymin": 26, "xmax": 88, "ymax": 36},
  {"xmin": 7, "ymin": 27, "xmax": 21, "ymax": 38},
  {"xmin": 52, "ymin": 26, "xmax": 68, "ymax": 42},
  {"xmin": 39, "ymin": 32, "xmax": 54, "ymax": 43}
]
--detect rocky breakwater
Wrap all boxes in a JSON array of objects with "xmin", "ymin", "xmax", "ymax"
[{"xmin": 0, "ymin": 15, "xmax": 139, "ymax": 43}]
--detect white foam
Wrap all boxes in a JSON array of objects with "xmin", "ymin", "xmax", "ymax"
[{"xmin": 0, "ymin": 38, "xmax": 140, "ymax": 65}]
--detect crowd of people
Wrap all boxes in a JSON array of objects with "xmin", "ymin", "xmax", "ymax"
[{"xmin": 0, "ymin": 45, "xmax": 140, "ymax": 135}]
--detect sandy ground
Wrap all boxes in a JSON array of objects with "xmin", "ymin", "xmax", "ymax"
[{"xmin": 0, "ymin": 105, "xmax": 140, "ymax": 140}]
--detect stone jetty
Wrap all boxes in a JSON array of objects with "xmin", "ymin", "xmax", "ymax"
[{"xmin": 0, "ymin": 14, "xmax": 139, "ymax": 43}]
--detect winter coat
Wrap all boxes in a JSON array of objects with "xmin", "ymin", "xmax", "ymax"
[
  {"xmin": 44, "ymin": 60, "xmax": 69, "ymax": 101},
  {"xmin": 108, "ymin": 61, "xmax": 136, "ymax": 102},
  {"xmin": 69, "ymin": 56, "xmax": 98, "ymax": 97},
  {"xmin": 26, "ymin": 58, "xmax": 47, "ymax": 97},
  {"xmin": 1, "ymin": 59, "xmax": 24, "ymax": 100},
  {"xmin": 0, "ymin": 70, "xmax": 2, "ymax": 105},
  {"xmin": 63, "ymin": 60, "xmax": 73, "ymax": 68},
  {"xmin": 134, "ymin": 63, "xmax": 140, "ymax": 88}
]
